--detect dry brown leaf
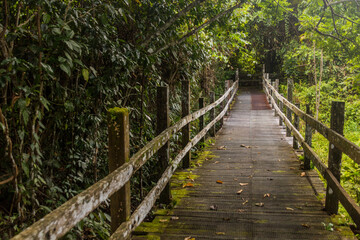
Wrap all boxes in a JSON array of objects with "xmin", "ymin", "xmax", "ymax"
[
  {"xmin": 290, "ymin": 167, "xmax": 296, "ymax": 170},
  {"xmin": 217, "ymin": 145, "xmax": 226, "ymax": 150},
  {"xmin": 237, "ymin": 189, "xmax": 243, "ymax": 195},
  {"xmin": 210, "ymin": 205, "xmax": 218, "ymax": 211},
  {"xmin": 255, "ymin": 202, "xmax": 264, "ymax": 207},
  {"xmin": 214, "ymin": 161, "xmax": 220, "ymax": 164},
  {"xmin": 222, "ymin": 217, "xmax": 230, "ymax": 221},
  {"xmin": 239, "ymin": 183, "xmax": 248, "ymax": 186},
  {"xmin": 238, "ymin": 209, "xmax": 244, "ymax": 213},
  {"xmin": 182, "ymin": 182, "xmax": 194, "ymax": 188},
  {"xmin": 242, "ymin": 200, "xmax": 248, "ymax": 205},
  {"xmin": 215, "ymin": 232, "xmax": 225, "ymax": 235},
  {"xmin": 302, "ymin": 223, "xmax": 310, "ymax": 228},
  {"xmin": 233, "ymin": 178, "xmax": 238, "ymax": 181},
  {"xmin": 216, "ymin": 180, "xmax": 223, "ymax": 184},
  {"xmin": 184, "ymin": 237, "xmax": 195, "ymax": 240},
  {"xmin": 286, "ymin": 207, "xmax": 294, "ymax": 211},
  {"xmin": 240, "ymin": 144, "xmax": 246, "ymax": 147},
  {"xmin": 301, "ymin": 172, "xmax": 306, "ymax": 177},
  {"xmin": 171, "ymin": 216, "xmax": 179, "ymax": 220},
  {"xmin": 263, "ymin": 193, "xmax": 271, "ymax": 198},
  {"xmin": 159, "ymin": 219, "xmax": 168, "ymax": 223}
]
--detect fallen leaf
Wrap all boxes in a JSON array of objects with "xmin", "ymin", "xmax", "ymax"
[
  {"xmin": 268, "ymin": 178, "xmax": 274, "ymax": 181},
  {"xmin": 263, "ymin": 193, "xmax": 271, "ymax": 198},
  {"xmin": 222, "ymin": 217, "xmax": 230, "ymax": 221},
  {"xmin": 159, "ymin": 219, "xmax": 168, "ymax": 223},
  {"xmin": 214, "ymin": 161, "xmax": 220, "ymax": 164},
  {"xmin": 290, "ymin": 167, "xmax": 295, "ymax": 170},
  {"xmin": 171, "ymin": 216, "xmax": 179, "ymax": 220},
  {"xmin": 210, "ymin": 205, "xmax": 218, "ymax": 211},
  {"xmin": 286, "ymin": 207, "xmax": 294, "ymax": 211},
  {"xmin": 184, "ymin": 237, "xmax": 195, "ymax": 240},
  {"xmin": 182, "ymin": 182, "xmax": 194, "ymax": 188},
  {"xmin": 233, "ymin": 178, "xmax": 238, "ymax": 181},
  {"xmin": 215, "ymin": 232, "xmax": 225, "ymax": 235},
  {"xmin": 237, "ymin": 189, "xmax": 243, "ymax": 195},
  {"xmin": 238, "ymin": 209, "xmax": 244, "ymax": 213},
  {"xmin": 195, "ymin": 163, "xmax": 201, "ymax": 167},
  {"xmin": 240, "ymin": 144, "xmax": 246, "ymax": 147},
  {"xmin": 217, "ymin": 145, "xmax": 226, "ymax": 150},
  {"xmin": 239, "ymin": 183, "xmax": 248, "ymax": 186},
  {"xmin": 255, "ymin": 202, "xmax": 264, "ymax": 207},
  {"xmin": 242, "ymin": 200, "xmax": 248, "ymax": 205},
  {"xmin": 302, "ymin": 223, "xmax": 311, "ymax": 228},
  {"xmin": 216, "ymin": 180, "xmax": 223, "ymax": 184},
  {"xmin": 301, "ymin": 172, "xmax": 306, "ymax": 177}
]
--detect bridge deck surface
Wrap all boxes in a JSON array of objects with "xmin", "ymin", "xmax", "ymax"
[{"xmin": 133, "ymin": 88, "xmax": 354, "ymax": 240}]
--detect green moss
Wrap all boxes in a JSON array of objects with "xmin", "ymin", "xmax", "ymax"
[
  {"xmin": 254, "ymin": 219, "xmax": 268, "ymax": 224},
  {"xmin": 272, "ymin": 170, "xmax": 286, "ymax": 173},
  {"xmin": 107, "ymin": 107, "xmax": 129, "ymax": 123}
]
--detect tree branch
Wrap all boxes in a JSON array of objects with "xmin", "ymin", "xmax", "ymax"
[
  {"xmin": 152, "ymin": 1, "xmax": 243, "ymax": 55},
  {"xmin": 142, "ymin": 0, "xmax": 206, "ymax": 47}
]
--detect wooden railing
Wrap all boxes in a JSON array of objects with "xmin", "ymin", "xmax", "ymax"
[
  {"xmin": 262, "ymin": 74, "xmax": 360, "ymax": 228},
  {"xmin": 11, "ymin": 77, "xmax": 239, "ymax": 240}
]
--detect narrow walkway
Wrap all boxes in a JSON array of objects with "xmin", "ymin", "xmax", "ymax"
[{"xmin": 133, "ymin": 88, "xmax": 354, "ymax": 239}]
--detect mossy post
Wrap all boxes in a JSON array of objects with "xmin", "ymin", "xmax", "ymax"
[
  {"xmin": 325, "ymin": 101, "xmax": 345, "ymax": 214},
  {"xmin": 210, "ymin": 92, "xmax": 215, "ymax": 137},
  {"xmin": 199, "ymin": 97, "xmax": 205, "ymax": 146},
  {"xmin": 304, "ymin": 104, "xmax": 312, "ymax": 170},
  {"xmin": 107, "ymin": 107, "xmax": 131, "ymax": 234},
  {"xmin": 286, "ymin": 79, "xmax": 293, "ymax": 137},
  {"xmin": 279, "ymin": 94, "xmax": 284, "ymax": 126},
  {"xmin": 182, "ymin": 80, "xmax": 191, "ymax": 168},
  {"xmin": 293, "ymin": 103, "xmax": 300, "ymax": 149},
  {"xmin": 157, "ymin": 86, "xmax": 171, "ymax": 204}
]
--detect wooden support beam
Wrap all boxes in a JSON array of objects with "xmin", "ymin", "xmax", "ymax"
[
  {"xmin": 182, "ymin": 80, "xmax": 191, "ymax": 169},
  {"xmin": 286, "ymin": 79, "xmax": 293, "ymax": 137},
  {"xmin": 108, "ymin": 108, "xmax": 131, "ymax": 234},
  {"xmin": 325, "ymin": 101, "xmax": 345, "ymax": 214},
  {"xmin": 199, "ymin": 97, "xmax": 205, "ymax": 146},
  {"xmin": 304, "ymin": 104, "xmax": 312, "ymax": 170},
  {"xmin": 157, "ymin": 86, "xmax": 171, "ymax": 204},
  {"xmin": 279, "ymin": 94, "xmax": 284, "ymax": 126},
  {"xmin": 210, "ymin": 92, "xmax": 216, "ymax": 137},
  {"xmin": 293, "ymin": 103, "xmax": 300, "ymax": 149}
]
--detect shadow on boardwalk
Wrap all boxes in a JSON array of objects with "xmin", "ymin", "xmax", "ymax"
[{"xmin": 133, "ymin": 88, "xmax": 355, "ymax": 240}]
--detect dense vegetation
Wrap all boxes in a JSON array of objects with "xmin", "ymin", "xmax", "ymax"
[{"xmin": 0, "ymin": 0, "xmax": 359, "ymax": 239}]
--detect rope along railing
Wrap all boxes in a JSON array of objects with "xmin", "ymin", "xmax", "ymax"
[
  {"xmin": 12, "ymin": 77, "xmax": 239, "ymax": 240},
  {"xmin": 262, "ymin": 75, "xmax": 360, "ymax": 228}
]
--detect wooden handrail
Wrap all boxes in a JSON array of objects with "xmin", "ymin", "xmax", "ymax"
[
  {"xmin": 262, "ymin": 77, "xmax": 360, "ymax": 228},
  {"xmin": 12, "ymin": 80, "xmax": 238, "ymax": 240},
  {"xmin": 111, "ymin": 82, "xmax": 238, "ymax": 239}
]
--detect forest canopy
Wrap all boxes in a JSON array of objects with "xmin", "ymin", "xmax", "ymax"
[{"xmin": 0, "ymin": 0, "xmax": 359, "ymax": 238}]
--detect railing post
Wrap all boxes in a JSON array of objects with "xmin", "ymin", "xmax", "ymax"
[
  {"xmin": 293, "ymin": 103, "xmax": 300, "ymax": 149},
  {"xmin": 225, "ymin": 80, "xmax": 231, "ymax": 116},
  {"xmin": 274, "ymin": 79, "xmax": 279, "ymax": 116},
  {"xmin": 271, "ymin": 81, "xmax": 275, "ymax": 110},
  {"xmin": 210, "ymin": 91, "xmax": 216, "ymax": 137},
  {"xmin": 199, "ymin": 97, "xmax": 205, "ymax": 146},
  {"xmin": 304, "ymin": 104, "xmax": 312, "ymax": 170},
  {"xmin": 107, "ymin": 108, "xmax": 131, "ymax": 234},
  {"xmin": 325, "ymin": 101, "xmax": 345, "ymax": 214},
  {"xmin": 182, "ymin": 80, "xmax": 191, "ymax": 169},
  {"xmin": 286, "ymin": 78, "xmax": 293, "ymax": 137},
  {"xmin": 279, "ymin": 94, "xmax": 284, "ymax": 126},
  {"xmin": 157, "ymin": 86, "xmax": 171, "ymax": 204}
]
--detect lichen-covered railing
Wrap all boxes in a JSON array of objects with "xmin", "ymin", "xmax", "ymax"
[
  {"xmin": 11, "ymin": 79, "xmax": 238, "ymax": 240},
  {"xmin": 263, "ymin": 75, "xmax": 360, "ymax": 228}
]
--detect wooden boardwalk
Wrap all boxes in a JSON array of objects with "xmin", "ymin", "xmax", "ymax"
[{"xmin": 133, "ymin": 88, "xmax": 355, "ymax": 240}]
